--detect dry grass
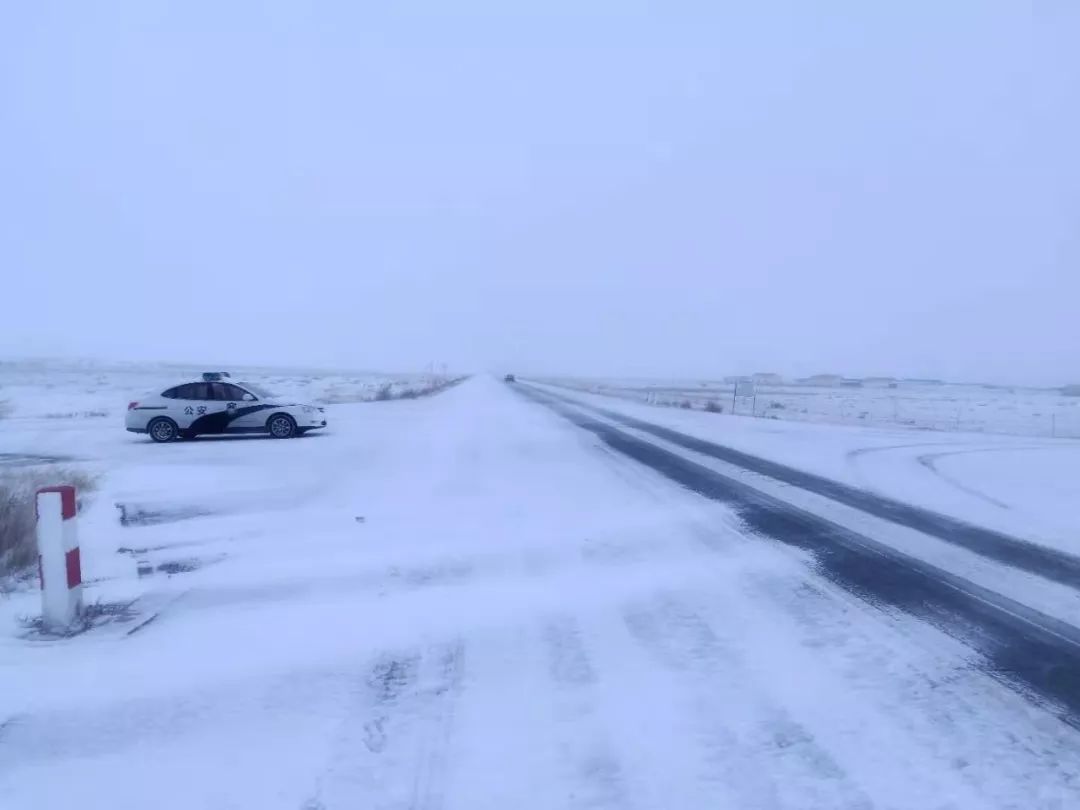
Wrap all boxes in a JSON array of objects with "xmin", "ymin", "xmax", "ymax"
[{"xmin": 0, "ymin": 467, "xmax": 99, "ymax": 582}]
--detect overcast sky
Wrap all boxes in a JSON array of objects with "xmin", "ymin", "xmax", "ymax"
[{"xmin": 2, "ymin": 2, "xmax": 1077, "ymax": 384}]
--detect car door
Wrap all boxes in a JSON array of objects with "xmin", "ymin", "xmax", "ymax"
[
  {"xmin": 158, "ymin": 385, "xmax": 192, "ymax": 428},
  {"xmin": 160, "ymin": 383, "xmax": 203, "ymax": 430},
  {"xmin": 214, "ymin": 383, "xmax": 266, "ymax": 432},
  {"xmin": 182, "ymin": 382, "xmax": 232, "ymax": 435}
]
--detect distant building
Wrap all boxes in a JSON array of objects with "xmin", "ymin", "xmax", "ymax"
[
  {"xmin": 1063, "ymin": 384, "xmax": 1080, "ymax": 397},
  {"xmin": 723, "ymin": 375, "xmax": 750, "ymax": 384},
  {"xmin": 901, "ymin": 378, "xmax": 945, "ymax": 386},
  {"xmin": 752, "ymin": 372, "xmax": 784, "ymax": 386},
  {"xmin": 862, "ymin": 377, "xmax": 897, "ymax": 388},
  {"xmin": 798, "ymin": 374, "xmax": 844, "ymax": 387}
]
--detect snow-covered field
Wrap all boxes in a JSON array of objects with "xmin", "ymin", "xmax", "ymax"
[
  {"xmin": 0, "ymin": 358, "xmax": 453, "ymax": 425},
  {"xmin": 3, "ymin": 375, "xmax": 1080, "ymax": 809},
  {"xmin": 542, "ymin": 375, "xmax": 1080, "ymax": 438}
]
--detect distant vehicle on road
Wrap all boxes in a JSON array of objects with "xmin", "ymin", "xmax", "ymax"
[
  {"xmin": 504, "ymin": 374, "xmax": 516, "ymax": 383},
  {"xmin": 126, "ymin": 372, "xmax": 327, "ymax": 442}
]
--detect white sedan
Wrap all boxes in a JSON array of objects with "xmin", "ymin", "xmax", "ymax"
[{"xmin": 126, "ymin": 374, "xmax": 327, "ymax": 442}]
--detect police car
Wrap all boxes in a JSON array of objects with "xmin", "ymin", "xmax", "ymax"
[{"xmin": 126, "ymin": 373, "xmax": 327, "ymax": 442}]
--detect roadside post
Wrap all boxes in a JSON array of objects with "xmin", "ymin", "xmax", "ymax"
[{"xmin": 36, "ymin": 485, "xmax": 83, "ymax": 631}]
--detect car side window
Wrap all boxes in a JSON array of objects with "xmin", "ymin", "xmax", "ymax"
[
  {"xmin": 209, "ymin": 383, "xmax": 231, "ymax": 401},
  {"xmin": 224, "ymin": 384, "xmax": 253, "ymax": 401},
  {"xmin": 162, "ymin": 386, "xmax": 181, "ymax": 399},
  {"xmin": 174, "ymin": 383, "xmax": 210, "ymax": 400}
]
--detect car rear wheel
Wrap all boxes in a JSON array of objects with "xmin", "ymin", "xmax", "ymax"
[
  {"xmin": 267, "ymin": 413, "xmax": 297, "ymax": 439},
  {"xmin": 147, "ymin": 417, "xmax": 179, "ymax": 443}
]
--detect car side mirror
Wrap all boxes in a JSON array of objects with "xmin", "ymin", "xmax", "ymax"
[{"xmin": 242, "ymin": 393, "xmax": 256, "ymax": 402}]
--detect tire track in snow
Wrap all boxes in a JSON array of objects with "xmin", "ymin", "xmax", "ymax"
[
  {"xmin": 844, "ymin": 442, "xmax": 968, "ymax": 462},
  {"xmin": 623, "ymin": 593, "xmax": 874, "ymax": 810},
  {"xmin": 542, "ymin": 616, "xmax": 631, "ymax": 809},
  {"xmin": 544, "ymin": 616, "xmax": 597, "ymax": 688},
  {"xmin": 843, "ymin": 440, "xmax": 969, "ymax": 492},
  {"xmin": 846, "ymin": 440, "xmax": 1037, "ymax": 511},
  {"xmin": 445, "ymin": 619, "xmax": 639, "ymax": 810},
  {"xmin": 915, "ymin": 449, "xmax": 1015, "ymax": 510},
  {"xmin": 304, "ymin": 642, "xmax": 464, "ymax": 810},
  {"xmin": 409, "ymin": 642, "xmax": 465, "ymax": 810},
  {"xmin": 845, "ymin": 440, "xmax": 1019, "ymax": 510},
  {"xmin": 568, "ymin": 605, "xmax": 749, "ymax": 808},
  {"xmin": 364, "ymin": 653, "xmax": 422, "ymax": 754}
]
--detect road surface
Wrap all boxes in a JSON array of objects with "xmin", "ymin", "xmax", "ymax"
[{"xmin": 3, "ymin": 377, "xmax": 1080, "ymax": 810}]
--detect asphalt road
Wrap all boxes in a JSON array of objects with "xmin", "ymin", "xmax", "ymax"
[
  {"xmin": 518, "ymin": 383, "xmax": 1080, "ymax": 726},
  {"xmin": 554, "ymin": 392, "xmax": 1080, "ymax": 588}
]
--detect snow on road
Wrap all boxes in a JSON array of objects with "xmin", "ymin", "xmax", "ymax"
[
  {"xmin": 530, "ymin": 381, "xmax": 1080, "ymax": 554},
  {"xmin": 3, "ymin": 377, "xmax": 1080, "ymax": 809}
]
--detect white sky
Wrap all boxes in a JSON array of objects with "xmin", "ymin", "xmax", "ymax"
[{"xmin": 2, "ymin": 2, "xmax": 1077, "ymax": 384}]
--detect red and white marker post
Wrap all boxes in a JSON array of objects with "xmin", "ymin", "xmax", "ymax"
[{"xmin": 36, "ymin": 485, "xmax": 83, "ymax": 630}]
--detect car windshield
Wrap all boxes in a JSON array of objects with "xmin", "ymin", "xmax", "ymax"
[{"xmin": 239, "ymin": 383, "xmax": 275, "ymax": 399}]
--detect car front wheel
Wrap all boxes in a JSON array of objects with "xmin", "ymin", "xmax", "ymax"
[
  {"xmin": 147, "ymin": 417, "xmax": 179, "ymax": 443},
  {"xmin": 267, "ymin": 413, "xmax": 297, "ymax": 439}
]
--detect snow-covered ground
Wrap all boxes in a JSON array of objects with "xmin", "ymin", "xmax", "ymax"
[
  {"xmin": 0, "ymin": 358, "xmax": 452, "ymax": 425},
  {"xmin": 3, "ymin": 376, "xmax": 1080, "ymax": 808},
  {"xmin": 544, "ymin": 375, "xmax": 1080, "ymax": 439}
]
